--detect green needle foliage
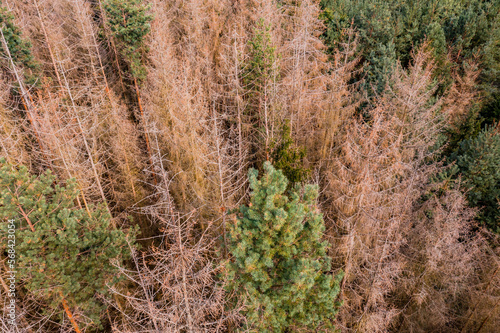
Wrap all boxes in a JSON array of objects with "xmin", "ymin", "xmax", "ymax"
[
  {"xmin": 0, "ymin": 5, "xmax": 39, "ymax": 85},
  {"xmin": 448, "ymin": 126, "xmax": 500, "ymax": 232},
  {"xmin": 244, "ymin": 18, "xmax": 278, "ymax": 97},
  {"xmin": 227, "ymin": 162, "xmax": 342, "ymax": 332},
  {"xmin": 271, "ymin": 120, "xmax": 310, "ymax": 186},
  {"xmin": 245, "ymin": 23, "xmax": 277, "ymax": 116},
  {"xmin": 320, "ymin": 0, "xmax": 500, "ymax": 97},
  {"xmin": 103, "ymin": 0, "xmax": 152, "ymax": 82},
  {"xmin": 0, "ymin": 158, "xmax": 134, "ymax": 325},
  {"xmin": 242, "ymin": 18, "xmax": 281, "ymax": 164}
]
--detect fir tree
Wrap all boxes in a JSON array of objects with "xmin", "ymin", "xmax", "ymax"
[
  {"xmin": 320, "ymin": 0, "xmax": 499, "ymax": 97},
  {"xmin": 103, "ymin": 0, "xmax": 156, "ymax": 183},
  {"xmin": 0, "ymin": 158, "xmax": 134, "ymax": 327},
  {"xmin": 449, "ymin": 126, "xmax": 500, "ymax": 232},
  {"xmin": 244, "ymin": 18, "xmax": 278, "ymax": 98},
  {"xmin": 271, "ymin": 120, "xmax": 310, "ymax": 186},
  {"xmin": 227, "ymin": 162, "xmax": 342, "ymax": 332},
  {"xmin": 243, "ymin": 18, "xmax": 279, "ymax": 162}
]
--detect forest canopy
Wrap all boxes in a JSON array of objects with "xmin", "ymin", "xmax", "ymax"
[{"xmin": 0, "ymin": 0, "xmax": 498, "ymax": 332}]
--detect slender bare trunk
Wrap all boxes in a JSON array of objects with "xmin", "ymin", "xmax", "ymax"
[
  {"xmin": 59, "ymin": 68, "xmax": 111, "ymax": 219},
  {"xmin": 34, "ymin": 0, "xmax": 63, "ymax": 90}
]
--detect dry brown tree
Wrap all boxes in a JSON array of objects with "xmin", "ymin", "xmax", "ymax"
[
  {"xmin": 0, "ymin": 78, "xmax": 30, "ymax": 167},
  {"xmin": 142, "ymin": 0, "xmax": 229, "ymax": 214},
  {"xmin": 322, "ymin": 44, "xmax": 499, "ymax": 333},
  {"xmin": 324, "ymin": 46, "xmax": 448, "ymax": 332},
  {"xmin": 6, "ymin": 0, "xmax": 146, "ymax": 214},
  {"xmin": 392, "ymin": 183, "xmax": 488, "ymax": 332},
  {"xmin": 108, "ymin": 148, "xmax": 238, "ymax": 332}
]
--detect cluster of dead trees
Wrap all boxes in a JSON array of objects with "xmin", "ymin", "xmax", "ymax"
[{"xmin": 0, "ymin": 0, "xmax": 498, "ymax": 332}]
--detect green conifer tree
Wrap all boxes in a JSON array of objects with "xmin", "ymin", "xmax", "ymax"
[
  {"xmin": 0, "ymin": 5, "xmax": 39, "ymax": 85},
  {"xmin": 449, "ymin": 126, "xmax": 500, "ymax": 232},
  {"xmin": 243, "ymin": 18, "xmax": 280, "ymax": 162},
  {"xmin": 320, "ymin": 0, "xmax": 499, "ymax": 97},
  {"xmin": 0, "ymin": 158, "xmax": 134, "ymax": 327},
  {"xmin": 244, "ymin": 18, "xmax": 278, "ymax": 98},
  {"xmin": 271, "ymin": 120, "xmax": 310, "ymax": 186},
  {"xmin": 103, "ymin": 0, "xmax": 152, "ymax": 82},
  {"xmin": 103, "ymin": 0, "xmax": 156, "ymax": 182},
  {"xmin": 227, "ymin": 162, "xmax": 342, "ymax": 332}
]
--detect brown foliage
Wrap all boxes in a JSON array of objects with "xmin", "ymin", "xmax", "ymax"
[
  {"xmin": 1, "ymin": 1, "xmax": 499, "ymax": 332},
  {"xmin": 321, "ymin": 47, "xmax": 495, "ymax": 332},
  {"xmin": 109, "ymin": 165, "xmax": 237, "ymax": 332}
]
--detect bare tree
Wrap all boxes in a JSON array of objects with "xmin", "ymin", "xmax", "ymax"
[
  {"xmin": 109, "ymin": 145, "xmax": 237, "ymax": 332},
  {"xmin": 325, "ymin": 47, "xmax": 445, "ymax": 332}
]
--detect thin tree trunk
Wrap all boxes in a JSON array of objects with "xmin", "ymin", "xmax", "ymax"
[
  {"xmin": 34, "ymin": 0, "xmax": 63, "ymax": 90},
  {"xmin": 213, "ymin": 104, "xmax": 228, "ymax": 256},
  {"xmin": 59, "ymin": 67, "xmax": 111, "ymax": 220},
  {"xmin": 0, "ymin": 26, "xmax": 44, "ymax": 154},
  {"xmin": 234, "ymin": 38, "xmax": 244, "ymax": 172},
  {"xmin": 263, "ymin": 85, "xmax": 270, "ymax": 161},
  {"xmin": 475, "ymin": 297, "xmax": 500, "ymax": 333},
  {"xmin": 134, "ymin": 77, "xmax": 157, "ymax": 184},
  {"xmin": 177, "ymin": 216, "xmax": 194, "ymax": 333},
  {"xmin": 84, "ymin": 0, "xmax": 137, "ymax": 199}
]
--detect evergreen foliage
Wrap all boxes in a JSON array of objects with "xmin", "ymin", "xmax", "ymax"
[
  {"xmin": 0, "ymin": 5, "xmax": 39, "ymax": 85},
  {"xmin": 271, "ymin": 120, "xmax": 310, "ymax": 186},
  {"xmin": 242, "ymin": 18, "xmax": 280, "ymax": 163},
  {"xmin": 320, "ymin": 0, "xmax": 499, "ymax": 96},
  {"xmin": 0, "ymin": 158, "xmax": 133, "ymax": 325},
  {"xmin": 227, "ymin": 162, "xmax": 342, "ymax": 332},
  {"xmin": 243, "ymin": 18, "xmax": 278, "ymax": 97},
  {"xmin": 448, "ymin": 126, "xmax": 500, "ymax": 232},
  {"xmin": 103, "ymin": 0, "xmax": 152, "ymax": 82},
  {"xmin": 479, "ymin": 93, "xmax": 500, "ymax": 129}
]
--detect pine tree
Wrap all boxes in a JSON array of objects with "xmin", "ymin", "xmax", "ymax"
[
  {"xmin": 227, "ymin": 162, "xmax": 342, "ymax": 332},
  {"xmin": 0, "ymin": 158, "xmax": 134, "ymax": 328}
]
